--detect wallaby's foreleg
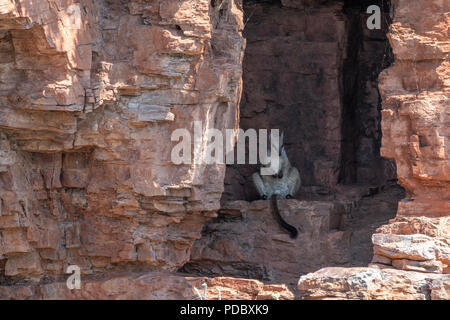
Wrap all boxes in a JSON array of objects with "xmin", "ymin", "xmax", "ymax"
[{"xmin": 252, "ymin": 172, "xmax": 268, "ymax": 199}]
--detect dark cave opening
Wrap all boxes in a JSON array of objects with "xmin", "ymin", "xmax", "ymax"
[
  {"xmin": 222, "ymin": 0, "xmax": 402, "ymax": 202},
  {"xmin": 181, "ymin": 0, "xmax": 407, "ymax": 283}
]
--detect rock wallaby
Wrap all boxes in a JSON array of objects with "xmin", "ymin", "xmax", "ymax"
[{"xmin": 252, "ymin": 132, "xmax": 301, "ymax": 238}]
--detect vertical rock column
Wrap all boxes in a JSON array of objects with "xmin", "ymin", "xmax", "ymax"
[
  {"xmin": 358, "ymin": 0, "xmax": 450, "ymax": 275},
  {"xmin": 379, "ymin": 0, "xmax": 449, "ymax": 217},
  {"xmin": 373, "ymin": 0, "xmax": 449, "ymax": 272}
]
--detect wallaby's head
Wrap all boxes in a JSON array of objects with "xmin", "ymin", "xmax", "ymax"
[{"xmin": 262, "ymin": 131, "xmax": 288, "ymax": 178}]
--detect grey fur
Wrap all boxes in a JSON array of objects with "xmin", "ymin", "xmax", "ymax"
[{"xmin": 252, "ymin": 132, "xmax": 301, "ymax": 199}]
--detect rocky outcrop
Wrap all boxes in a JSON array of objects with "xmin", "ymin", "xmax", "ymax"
[
  {"xmin": 368, "ymin": 216, "xmax": 450, "ymax": 273},
  {"xmin": 297, "ymin": 0, "xmax": 449, "ymax": 299},
  {"xmin": 0, "ymin": 0, "xmax": 244, "ymax": 281},
  {"xmin": 183, "ymin": 199, "xmax": 351, "ymax": 285},
  {"xmin": 371, "ymin": 233, "xmax": 450, "ymax": 273},
  {"xmin": 379, "ymin": 0, "xmax": 449, "ymax": 218},
  {"xmin": 298, "ymin": 267, "xmax": 449, "ymax": 300},
  {"xmin": 0, "ymin": 272, "xmax": 294, "ymax": 300},
  {"xmin": 298, "ymin": 216, "xmax": 450, "ymax": 299},
  {"xmin": 0, "ymin": 0, "xmax": 448, "ymax": 301},
  {"xmin": 223, "ymin": 0, "xmax": 396, "ymax": 202}
]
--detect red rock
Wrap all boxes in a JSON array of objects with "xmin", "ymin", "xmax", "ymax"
[
  {"xmin": 184, "ymin": 199, "xmax": 351, "ymax": 286},
  {"xmin": 298, "ymin": 267, "xmax": 448, "ymax": 300},
  {"xmin": 0, "ymin": 0, "xmax": 244, "ymax": 282},
  {"xmin": 0, "ymin": 272, "xmax": 294, "ymax": 300},
  {"xmin": 392, "ymin": 259, "xmax": 444, "ymax": 274},
  {"xmin": 0, "ymin": 0, "xmax": 448, "ymax": 302}
]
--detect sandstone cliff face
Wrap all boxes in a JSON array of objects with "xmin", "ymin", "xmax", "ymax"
[
  {"xmin": 184, "ymin": 0, "xmax": 404, "ymax": 293},
  {"xmin": 0, "ymin": 0, "xmax": 449, "ymax": 301},
  {"xmin": 379, "ymin": 0, "xmax": 449, "ymax": 218},
  {"xmin": 183, "ymin": 199, "xmax": 351, "ymax": 285},
  {"xmin": 298, "ymin": 0, "xmax": 450, "ymax": 299},
  {"xmin": 362, "ymin": 0, "xmax": 450, "ymax": 274},
  {"xmin": 223, "ymin": 0, "xmax": 396, "ymax": 202},
  {"xmin": 0, "ymin": 0, "xmax": 244, "ymax": 281},
  {"xmin": 298, "ymin": 267, "xmax": 449, "ymax": 300}
]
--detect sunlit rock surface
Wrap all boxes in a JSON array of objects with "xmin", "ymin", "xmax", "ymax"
[{"xmin": 0, "ymin": 0, "xmax": 448, "ymax": 300}]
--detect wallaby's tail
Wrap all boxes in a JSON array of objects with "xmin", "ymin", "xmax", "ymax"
[{"xmin": 270, "ymin": 195, "xmax": 298, "ymax": 239}]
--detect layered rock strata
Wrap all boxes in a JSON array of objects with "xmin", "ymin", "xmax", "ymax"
[
  {"xmin": 0, "ymin": 0, "xmax": 448, "ymax": 301},
  {"xmin": 183, "ymin": 199, "xmax": 351, "ymax": 285},
  {"xmin": 0, "ymin": 0, "xmax": 244, "ymax": 281},
  {"xmin": 0, "ymin": 272, "xmax": 294, "ymax": 300},
  {"xmin": 298, "ymin": 0, "xmax": 450, "ymax": 299}
]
